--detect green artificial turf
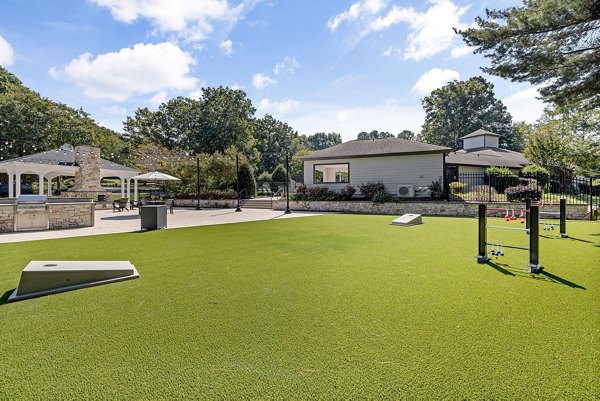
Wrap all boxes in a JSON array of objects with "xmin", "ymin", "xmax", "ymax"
[{"xmin": 0, "ymin": 215, "xmax": 598, "ymax": 399}]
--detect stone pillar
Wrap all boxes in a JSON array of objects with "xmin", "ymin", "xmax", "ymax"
[
  {"xmin": 39, "ymin": 175, "xmax": 44, "ymax": 195},
  {"xmin": 8, "ymin": 173, "xmax": 14, "ymax": 198},
  {"xmin": 15, "ymin": 173, "xmax": 21, "ymax": 197},
  {"xmin": 71, "ymin": 146, "xmax": 104, "ymax": 192}
]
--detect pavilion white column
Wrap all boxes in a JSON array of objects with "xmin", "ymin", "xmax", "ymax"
[
  {"xmin": 121, "ymin": 178, "xmax": 125, "ymax": 197},
  {"xmin": 8, "ymin": 173, "xmax": 14, "ymax": 198},
  {"xmin": 126, "ymin": 179, "xmax": 131, "ymax": 199},
  {"xmin": 15, "ymin": 173, "xmax": 21, "ymax": 197},
  {"xmin": 38, "ymin": 174, "xmax": 44, "ymax": 195},
  {"xmin": 134, "ymin": 179, "xmax": 138, "ymax": 202}
]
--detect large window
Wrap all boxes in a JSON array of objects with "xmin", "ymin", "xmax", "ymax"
[{"xmin": 314, "ymin": 163, "xmax": 349, "ymax": 184}]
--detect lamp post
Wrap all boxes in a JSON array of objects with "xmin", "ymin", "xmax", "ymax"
[
  {"xmin": 235, "ymin": 153, "xmax": 242, "ymax": 212},
  {"xmin": 195, "ymin": 156, "xmax": 201, "ymax": 210},
  {"xmin": 285, "ymin": 151, "xmax": 291, "ymax": 214}
]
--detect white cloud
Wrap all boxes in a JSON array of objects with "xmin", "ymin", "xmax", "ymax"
[
  {"xmin": 327, "ymin": 0, "xmax": 387, "ymax": 31},
  {"xmin": 149, "ymin": 90, "xmax": 168, "ymax": 107},
  {"xmin": 219, "ymin": 39, "xmax": 233, "ymax": 56},
  {"xmin": 273, "ymin": 56, "xmax": 300, "ymax": 75},
  {"xmin": 252, "ymin": 72, "xmax": 277, "ymax": 89},
  {"xmin": 188, "ymin": 89, "xmax": 204, "ymax": 99},
  {"xmin": 53, "ymin": 42, "xmax": 198, "ymax": 102},
  {"xmin": 369, "ymin": 0, "xmax": 469, "ymax": 61},
  {"xmin": 284, "ymin": 100, "xmax": 424, "ymax": 142},
  {"xmin": 91, "ymin": 0, "xmax": 253, "ymax": 42},
  {"xmin": 259, "ymin": 98, "xmax": 299, "ymax": 114},
  {"xmin": 450, "ymin": 45, "xmax": 473, "ymax": 58},
  {"xmin": 412, "ymin": 68, "xmax": 460, "ymax": 95},
  {"xmin": 381, "ymin": 45, "xmax": 401, "ymax": 58},
  {"xmin": 503, "ymin": 87, "xmax": 545, "ymax": 123},
  {"xmin": 0, "ymin": 34, "xmax": 15, "ymax": 66}
]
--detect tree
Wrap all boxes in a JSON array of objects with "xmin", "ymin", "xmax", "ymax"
[
  {"xmin": 457, "ymin": 0, "xmax": 600, "ymax": 109},
  {"xmin": 272, "ymin": 164, "xmax": 287, "ymax": 183},
  {"xmin": 420, "ymin": 76, "xmax": 517, "ymax": 150},
  {"xmin": 356, "ymin": 130, "xmax": 395, "ymax": 140},
  {"xmin": 194, "ymin": 86, "xmax": 256, "ymax": 155},
  {"xmin": 524, "ymin": 106, "xmax": 600, "ymax": 174},
  {"xmin": 238, "ymin": 163, "xmax": 256, "ymax": 198},
  {"xmin": 0, "ymin": 67, "xmax": 127, "ymax": 162},
  {"xmin": 306, "ymin": 132, "xmax": 342, "ymax": 150},
  {"xmin": 397, "ymin": 130, "xmax": 416, "ymax": 141},
  {"xmin": 254, "ymin": 114, "xmax": 305, "ymax": 175}
]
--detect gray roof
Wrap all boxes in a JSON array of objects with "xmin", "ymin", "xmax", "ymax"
[
  {"xmin": 300, "ymin": 138, "xmax": 450, "ymax": 161},
  {"xmin": 445, "ymin": 147, "xmax": 529, "ymax": 168},
  {"xmin": 0, "ymin": 147, "xmax": 137, "ymax": 172},
  {"xmin": 460, "ymin": 129, "xmax": 501, "ymax": 139}
]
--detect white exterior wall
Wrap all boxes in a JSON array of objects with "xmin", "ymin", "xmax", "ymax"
[{"xmin": 303, "ymin": 154, "xmax": 444, "ymax": 196}]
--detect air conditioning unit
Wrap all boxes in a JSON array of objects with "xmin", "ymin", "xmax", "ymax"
[{"xmin": 397, "ymin": 184, "xmax": 415, "ymax": 198}]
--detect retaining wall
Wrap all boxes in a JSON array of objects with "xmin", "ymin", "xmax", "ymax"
[
  {"xmin": 272, "ymin": 200, "xmax": 590, "ymax": 220},
  {"xmin": 173, "ymin": 199, "xmax": 237, "ymax": 208}
]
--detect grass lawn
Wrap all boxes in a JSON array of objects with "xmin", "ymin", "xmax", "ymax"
[{"xmin": 0, "ymin": 214, "xmax": 598, "ymax": 399}]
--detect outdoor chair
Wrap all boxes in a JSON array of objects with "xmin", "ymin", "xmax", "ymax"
[{"xmin": 113, "ymin": 198, "xmax": 129, "ymax": 212}]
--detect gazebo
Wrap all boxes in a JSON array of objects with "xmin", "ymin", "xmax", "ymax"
[{"xmin": 0, "ymin": 144, "xmax": 139, "ymax": 200}]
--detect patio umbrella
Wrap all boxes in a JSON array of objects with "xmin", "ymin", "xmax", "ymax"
[{"xmin": 132, "ymin": 171, "xmax": 180, "ymax": 198}]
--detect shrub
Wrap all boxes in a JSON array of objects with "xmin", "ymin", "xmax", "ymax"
[
  {"xmin": 359, "ymin": 182, "xmax": 385, "ymax": 200},
  {"xmin": 174, "ymin": 191, "xmax": 237, "ymax": 200},
  {"xmin": 485, "ymin": 166, "xmax": 519, "ymax": 193},
  {"xmin": 449, "ymin": 181, "xmax": 467, "ymax": 194},
  {"xmin": 428, "ymin": 179, "xmax": 444, "ymax": 199},
  {"xmin": 257, "ymin": 172, "xmax": 272, "ymax": 182},
  {"xmin": 238, "ymin": 163, "xmax": 256, "ymax": 199},
  {"xmin": 470, "ymin": 185, "xmax": 498, "ymax": 201},
  {"xmin": 505, "ymin": 185, "xmax": 543, "ymax": 202},
  {"xmin": 338, "ymin": 185, "xmax": 356, "ymax": 200},
  {"xmin": 372, "ymin": 189, "xmax": 392, "ymax": 204},
  {"xmin": 521, "ymin": 164, "xmax": 550, "ymax": 185},
  {"xmin": 272, "ymin": 165, "xmax": 287, "ymax": 183}
]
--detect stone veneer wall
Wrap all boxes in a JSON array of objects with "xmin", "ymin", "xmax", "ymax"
[
  {"xmin": 173, "ymin": 199, "xmax": 236, "ymax": 208},
  {"xmin": 0, "ymin": 202, "xmax": 94, "ymax": 232},
  {"xmin": 47, "ymin": 202, "xmax": 94, "ymax": 230},
  {"xmin": 272, "ymin": 200, "xmax": 590, "ymax": 220},
  {"xmin": 0, "ymin": 204, "xmax": 16, "ymax": 232},
  {"xmin": 71, "ymin": 145, "xmax": 105, "ymax": 191}
]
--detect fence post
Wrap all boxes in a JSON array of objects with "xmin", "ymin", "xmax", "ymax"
[
  {"xmin": 590, "ymin": 177, "xmax": 594, "ymax": 221},
  {"xmin": 529, "ymin": 205, "xmax": 542, "ymax": 273},
  {"xmin": 477, "ymin": 204, "xmax": 489, "ymax": 263},
  {"xmin": 560, "ymin": 198, "xmax": 567, "ymax": 237}
]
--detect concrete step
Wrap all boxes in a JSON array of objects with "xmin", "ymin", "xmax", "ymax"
[{"xmin": 240, "ymin": 198, "xmax": 273, "ymax": 209}]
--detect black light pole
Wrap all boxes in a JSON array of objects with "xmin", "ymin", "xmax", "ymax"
[
  {"xmin": 235, "ymin": 153, "xmax": 242, "ymax": 212},
  {"xmin": 284, "ymin": 151, "xmax": 291, "ymax": 214},
  {"xmin": 195, "ymin": 156, "xmax": 202, "ymax": 210}
]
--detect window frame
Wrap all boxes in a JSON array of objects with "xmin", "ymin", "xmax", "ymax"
[{"xmin": 313, "ymin": 162, "xmax": 350, "ymax": 184}]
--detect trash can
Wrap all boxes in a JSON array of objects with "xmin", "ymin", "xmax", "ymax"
[{"xmin": 140, "ymin": 205, "xmax": 167, "ymax": 230}]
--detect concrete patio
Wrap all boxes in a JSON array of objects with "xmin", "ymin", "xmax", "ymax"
[{"xmin": 0, "ymin": 207, "xmax": 325, "ymax": 243}]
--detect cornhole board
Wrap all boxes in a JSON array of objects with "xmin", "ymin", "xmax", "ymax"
[
  {"xmin": 8, "ymin": 261, "xmax": 139, "ymax": 302},
  {"xmin": 390, "ymin": 214, "xmax": 423, "ymax": 226}
]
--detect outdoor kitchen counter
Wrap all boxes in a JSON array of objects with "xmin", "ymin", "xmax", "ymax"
[{"xmin": 0, "ymin": 198, "xmax": 95, "ymax": 232}]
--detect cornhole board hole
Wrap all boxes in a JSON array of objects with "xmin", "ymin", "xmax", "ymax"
[
  {"xmin": 8, "ymin": 261, "xmax": 139, "ymax": 302},
  {"xmin": 390, "ymin": 214, "xmax": 423, "ymax": 226}
]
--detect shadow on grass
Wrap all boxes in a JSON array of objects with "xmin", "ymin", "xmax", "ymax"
[
  {"xmin": 0, "ymin": 288, "xmax": 15, "ymax": 306},
  {"xmin": 485, "ymin": 261, "xmax": 515, "ymax": 276},
  {"xmin": 485, "ymin": 262, "xmax": 585, "ymax": 289}
]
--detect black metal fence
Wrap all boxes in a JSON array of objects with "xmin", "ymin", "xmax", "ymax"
[{"xmin": 447, "ymin": 172, "xmax": 599, "ymax": 207}]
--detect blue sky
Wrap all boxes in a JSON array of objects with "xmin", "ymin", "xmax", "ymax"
[{"xmin": 0, "ymin": 0, "xmax": 545, "ymax": 142}]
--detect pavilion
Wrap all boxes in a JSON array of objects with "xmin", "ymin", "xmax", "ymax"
[{"xmin": 0, "ymin": 144, "xmax": 139, "ymax": 199}]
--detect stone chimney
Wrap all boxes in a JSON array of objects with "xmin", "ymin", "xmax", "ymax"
[{"xmin": 70, "ymin": 145, "xmax": 105, "ymax": 191}]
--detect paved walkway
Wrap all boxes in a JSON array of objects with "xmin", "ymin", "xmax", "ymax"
[{"xmin": 0, "ymin": 207, "xmax": 325, "ymax": 244}]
